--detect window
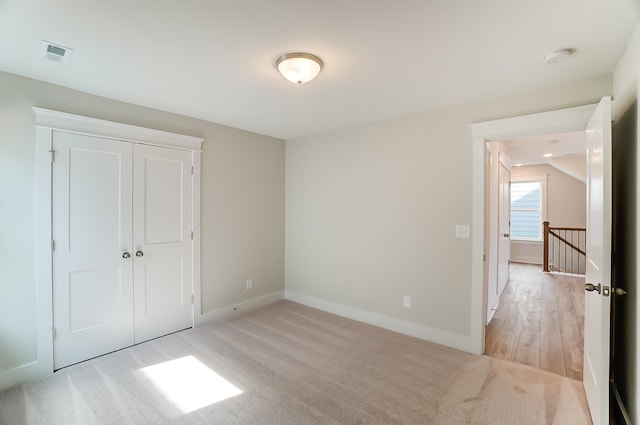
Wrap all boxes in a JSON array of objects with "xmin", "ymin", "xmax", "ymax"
[{"xmin": 510, "ymin": 177, "xmax": 546, "ymax": 241}]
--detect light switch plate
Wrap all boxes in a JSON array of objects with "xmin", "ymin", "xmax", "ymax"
[
  {"xmin": 403, "ymin": 295, "xmax": 411, "ymax": 309},
  {"xmin": 456, "ymin": 225, "xmax": 470, "ymax": 239}
]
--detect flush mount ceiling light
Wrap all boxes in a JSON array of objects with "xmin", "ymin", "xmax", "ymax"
[
  {"xmin": 544, "ymin": 48, "xmax": 575, "ymax": 64},
  {"xmin": 275, "ymin": 52, "xmax": 323, "ymax": 84}
]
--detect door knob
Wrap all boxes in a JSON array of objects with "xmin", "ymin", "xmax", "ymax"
[
  {"xmin": 136, "ymin": 250, "xmax": 144, "ymax": 258},
  {"xmin": 614, "ymin": 288, "xmax": 627, "ymax": 296},
  {"xmin": 585, "ymin": 283, "xmax": 601, "ymax": 294},
  {"xmin": 122, "ymin": 252, "xmax": 131, "ymax": 259}
]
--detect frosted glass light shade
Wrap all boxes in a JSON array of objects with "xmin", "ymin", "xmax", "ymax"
[{"xmin": 275, "ymin": 53, "xmax": 323, "ymax": 84}]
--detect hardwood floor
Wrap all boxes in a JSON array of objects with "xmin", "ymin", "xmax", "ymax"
[{"xmin": 485, "ymin": 262, "xmax": 585, "ymax": 380}]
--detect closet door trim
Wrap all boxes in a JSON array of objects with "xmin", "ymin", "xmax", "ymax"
[
  {"xmin": 33, "ymin": 107, "xmax": 203, "ymax": 151},
  {"xmin": 34, "ymin": 107, "xmax": 203, "ymax": 378}
]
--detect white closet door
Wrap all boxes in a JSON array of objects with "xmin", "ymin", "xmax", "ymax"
[
  {"xmin": 52, "ymin": 131, "xmax": 134, "ymax": 369},
  {"xmin": 133, "ymin": 144, "xmax": 193, "ymax": 343}
]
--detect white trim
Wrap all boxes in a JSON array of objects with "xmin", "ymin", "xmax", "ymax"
[
  {"xmin": 511, "ymin": 174, "xmax": 548, "ymax": 182},
  {"xmin": 192, "ymin": 151, "xmax": 202, "ymax": 324},
  {"xmin": 196, "ymin": 291, "xmax": 284, "ymax": 325},
  {"xmin": 510, "ymin": 255, "xmax": 543, "ymax": 265},
  {"xmin": 285, "ymin": 290, "xmax": 474, "ymax": 353},
  {"xmin": 510, "ymin": 174, "xmax": 549, "ymax": 241},
  {"xmin": 470, "ymin": 102, "xmax": 598, "ymax": 356},
  {"xmin": 499, "ymin": 152, "xmax": 512, "ymax": 169},
  {"xmin": 0, "ymin": 126, "xmax": 56, "ymax": 392},
  {"xmin": 32, "ymin": 107, "xmax": 203, "ymax": 151},
  {"xmin": 470, "ymin": 103, "xmax": 597, "ymax": 140},
  {"xmin": 511, "ymin": 239, "xmax": 543, "ymax": 246},
  {"xmin": 26, "ymin": 108, "xmax": 203, "ymax": 391},
  {"xmin": 0, "ymin": 361, "xmax": 48, "ymax": 393}
]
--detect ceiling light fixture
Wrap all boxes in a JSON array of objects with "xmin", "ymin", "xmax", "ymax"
[
  {"xmin": 544, "ymin": 48, "xmax": 575, "ymax": 64},
  {"xmin": 543, "ymin": 153, "xmax": 553, "ymax": 157},
  {"xmin": 275, "ymin": 52, "xmax": 323, "ymax": 84}
]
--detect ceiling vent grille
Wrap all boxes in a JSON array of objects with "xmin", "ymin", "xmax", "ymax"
[{"xmin": 41, "ymin": 40, "xmax": 73, "ymax": 63}]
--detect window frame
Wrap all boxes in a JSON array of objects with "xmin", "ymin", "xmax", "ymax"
[{"xmin": 510, "ymin": 174, "xmax": 548, "ymax": 242}]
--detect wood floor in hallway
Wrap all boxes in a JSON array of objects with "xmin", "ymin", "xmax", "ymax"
[{"xmin": 485, "ymin": 262, "xmax": 585, "ymax": 380}]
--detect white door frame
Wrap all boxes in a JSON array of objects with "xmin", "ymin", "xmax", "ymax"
[
  {"xmin": 496, "ymin": 155, "xmax": 511, "ymax": 298},
  {"xmin": 32, "ymin": 107, "xmax": 203, "ymax": 380},
  {"xmin": 469, "ymin": 103, "xmax": 599, "ymax": 355}
]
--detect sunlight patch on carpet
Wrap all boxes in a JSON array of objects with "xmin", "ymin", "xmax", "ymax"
[{"xmin": 140, "ymin": 355, "xmax": 243, "ymax": 414}]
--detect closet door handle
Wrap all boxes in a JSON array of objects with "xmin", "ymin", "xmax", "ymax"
[
  {"xmin": 136, "ymin": 250, "xmax": 144, "ymax": 258},
  {"xmin": 122, "ymin": 252, "xmax": 131, "ymax": 259}
]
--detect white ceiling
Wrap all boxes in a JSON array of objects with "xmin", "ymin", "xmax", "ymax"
[
  {"xmin": 1, "ymin": 0, "xmax": 638, "ymax": 140},
  {"xmin": 501, "ymin": 130, "xmax": 587, "ymax": 165}
]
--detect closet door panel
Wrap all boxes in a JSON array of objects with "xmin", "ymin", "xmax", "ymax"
[
  {"xmin": 52, "ymin": 131, "xmax": 134, "ymax": 369},
  {"xmin": 133, "ymin": 144, "xmax": 193, "ymax": 343}
]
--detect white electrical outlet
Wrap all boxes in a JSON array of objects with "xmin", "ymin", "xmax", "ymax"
[
  {"xmin": 403, "ymin": 295, "xmax": 412, "ymax": 309},
  {"xmin": 455, "ymin": 225, "xmax": 470, "ymax": 239},
  {"xmin": 246, "ymin": 279, "xmax": 253, "ymax": 290}
]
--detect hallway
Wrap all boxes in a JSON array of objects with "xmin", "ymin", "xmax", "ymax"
[{"xmin": 485, "ymin": 262, "xmax": 585, "ymax": 380}]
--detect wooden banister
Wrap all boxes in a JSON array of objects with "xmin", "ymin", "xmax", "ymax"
[
  {"xmin": 543, "ymin": 221, "xmax": 587, "ymax": 274},
  {"xmin": 543, "ymin": 221, "xmax": 550, "ymax": 272},
  {"xmin": 548, "ymin": 229, "xmax": 586, "ymax": 256}
]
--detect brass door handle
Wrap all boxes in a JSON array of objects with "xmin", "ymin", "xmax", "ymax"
[
  {"xmin": 585, "ymin": 283, "xmax": 601, "ymax": 294},
  {"xmin": 614, "ymin": 288, "xmax": 627, "ymax": 296}
]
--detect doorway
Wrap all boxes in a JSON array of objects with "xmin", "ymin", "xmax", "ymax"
[
  {"xmin": 471, "ymin": 99, "xmax": 614, "ymax": 424},
  {"xmin": 483, "ymin": 131, "xmax": 588, "ymax": 379}
]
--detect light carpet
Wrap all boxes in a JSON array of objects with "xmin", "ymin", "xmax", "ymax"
[{"xmin": 0, "ymin": 300, "xmax": 592, "ymax": 424}]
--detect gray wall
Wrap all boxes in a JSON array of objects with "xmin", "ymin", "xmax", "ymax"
[
  {"xmin": 0, "ymin": 72, "xmax": 285, "ymax": 374},
  {"xmin": 285, "ymin": 74, "xmax": 612, "ymax": 350}
]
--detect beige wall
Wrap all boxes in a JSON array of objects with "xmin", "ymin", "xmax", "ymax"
[
  {"xmin": 537, "ymin": 163, "xmax": 587, "ymax": 228},
  {"xmin": 285, "ymin": 75, "xmax": 611, "ymax": 350},
  {"xmin": 0, "ymin": 72, "xmax": 285, "ymax": 374}
]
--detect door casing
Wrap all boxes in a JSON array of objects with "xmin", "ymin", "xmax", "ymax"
[
  {"xmin": 470, "ymin": 103, "xmax": 600, "ymax": 354},
  {"xmin": 470, "ymin": 101, "xmax": 608, "ymax": 422},
  {"xmin": 33, "ymin": 108, "xmax": 203, "ymax": 379}
]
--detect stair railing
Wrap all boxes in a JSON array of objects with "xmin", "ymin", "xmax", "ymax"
[{"xmin": 543, "ymin": 221, "xmax": 586, "ymax": 274}]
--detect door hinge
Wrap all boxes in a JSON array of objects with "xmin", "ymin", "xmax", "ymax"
[
  {"xmin": 191, "ymin": 230, "xmax": 194, "ymax": 240},
  {"xmin": 191, "ymin": 166, "xmax": 194, "ymax": 175},
  {"xmin": 51, "ymin": 240, "xmax": 55, "ymax": 251},
  {"xmin": 49, "ymin": 150, "xmax": 55, "ymax": 163},
  {"xmin": 191, "ymin": 294, "xmax": 194, "ymax": 305},
  {"xmin": 52, "ymin": 327, "xmax": 56, "ymax": 340}
]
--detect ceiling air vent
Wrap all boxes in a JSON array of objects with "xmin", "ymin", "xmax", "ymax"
[{"xmin": 41, "ymin": 40, "xmax": 73, "ymax": 63}]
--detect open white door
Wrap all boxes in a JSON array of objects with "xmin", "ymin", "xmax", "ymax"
[
  {"xmin": 497, "ymin": 161, "xmax": 511, "ymax": 295},
  {"xmin": 583, "ymin": 96, "xmax": 612, "ymax": 425}
]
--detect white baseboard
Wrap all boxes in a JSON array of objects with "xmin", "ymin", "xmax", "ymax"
[
  {"xmin": 1, "ymin": 291, "xmax": 285, "ymax": 392},
  {"xmin": 285, "ymin": 290, "xmax": 475, "ymax": 354},
  {"xmin": 0, "ymin": 360, "xmax": 52, "ymax": 393},
  {"xmin": 195, "ymin": 290, "xmax": 284, "ymax": 326},
  {"xmin": 510, "ymin": 256, "xmax": 542, "ymax": 265},
  {"xmin": 486, "ymin": 306, "xmax": 496, "ymax": 325}
]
